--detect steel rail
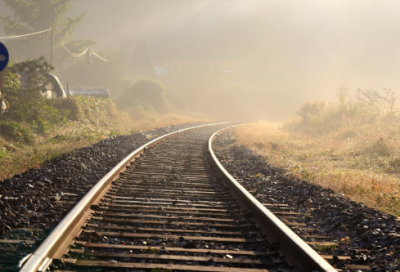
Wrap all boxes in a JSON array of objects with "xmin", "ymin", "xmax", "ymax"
[
  {"xmin": 208, "ymin": 124, "xmax": 336, "ymax": 272},
  {"xmin": 20, "ymin": 122, "xmax": 227, "ymax": 272}
]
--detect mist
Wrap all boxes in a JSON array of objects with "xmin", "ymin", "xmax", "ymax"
[{"xmin": 2, "ymin": 0, "xmax": 400, "ymax": 120}]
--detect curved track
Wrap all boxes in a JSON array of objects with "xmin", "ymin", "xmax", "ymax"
[{"xmin": 20, "ymin": 124, "xmax": 335, "ymax": 272}]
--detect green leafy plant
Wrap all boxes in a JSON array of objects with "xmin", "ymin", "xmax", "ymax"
[
  {"xmin": 0, "ymin": 121, "xmax": 34, "ymax": 144},
  {"xmin": 313, "ymin": 243, "xmax": 338, "ymax": 252}
]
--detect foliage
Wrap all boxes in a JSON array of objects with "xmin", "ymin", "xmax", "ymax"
[
  {"xmin": 357, "ymin": 88, "xmax": 396, "ymax": 116},
  {"xmin": 2, "ymin": 57, "xmax": 65, "ymax": 127},
  {"xmin": 0, "ymin": 61, "xmax": 21, "ymax": 112},
  {"xmin": 72, "ymin": 96, "xmax": 124, "ymax": 125},
  {"xmin": 116, "ymin": 78, "xmax": 171, "ymax": 118},
  {"xmin": 287, "ymin": 87, "xmax": 398, "ymax": 135},
  {"xmin": 0, "ymin": 0, "xmax": 94, "ymax": 64},
  {"xmin": 313, "ymin": 243, "xmax": 338, "ymax": 252},
  {"xmin": 0, "ymin": 121, "xmax": 33, "ymax": 144},
  {"xmin": 2, "ymin": 60, "xmax": 130, "ymax": 134},
  {"xmin": 296, "ymin": 101, "xmax": 326, "ymax": 124},
  {"xmin": 0, "ymin": 111, "xmax": 201, "ymax": 182},
  {"xmin": 13, "ymin": 57, "xmax": 54, "ymax": 98}
]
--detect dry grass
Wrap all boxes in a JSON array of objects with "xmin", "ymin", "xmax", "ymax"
[
  {"xmin": 235, "ymin": 121, "xmax": 400, "ymax": 216},
  {"xmin": 0, "ymin": 113, "xmax": 206, "ymax": 181}
]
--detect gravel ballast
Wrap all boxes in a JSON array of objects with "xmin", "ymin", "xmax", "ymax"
[
  {"xmin": 0, "ymin": 124, "xmax": 202, "ymax": 235},
  {"xmin": 213, "ymin": 130, "xmax": 400, "ymax": 272}
]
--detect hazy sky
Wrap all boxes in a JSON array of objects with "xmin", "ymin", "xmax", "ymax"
[
  {"xmin": 72, "ymin": 1, "xmax": 400, "ymax": 109},
  {"xmin": 1, "ymin": 0, "xmax": 400, "ymax": 119}
]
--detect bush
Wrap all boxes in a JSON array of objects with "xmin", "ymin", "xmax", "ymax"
[
  {"xmin": 51, "ymin": 98, "xmax": 82, "ymax": 121},
  {"xmin": 296, "ymin": 101, "xmax": 326, "ymax": 124},
  {"xmin": 0, "ymin": 121, "xmax": 34, "ymax": 144},
  {"xmin": 116, "ymin": 78, "xmax": 170, "ymax": 118},
  {"xmin": 363, "ymin": 138, "xmax": 392, "ymax": 157},
  {"xmin": 357, "ymin": 88, "xmax": 396, "ymax": 116},
  {"xmin": 4, "ymin": 97, "xmax": 70, "ymax": 132},
  {"xmin": 1, "ymin": 57, "xmax": 68, "ymax": 131},
  {"xmin": 286, "ymin": 87, "xmax": 399, "ymax": 135},
  {"xmin": 73, "ymin": 96, "xmax": 123, "ymax": 125}
]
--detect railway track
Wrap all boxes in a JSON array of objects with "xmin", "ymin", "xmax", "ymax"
[{"xmin": 19, "ymin": 124, "xmax": 336, "ymax": 272}]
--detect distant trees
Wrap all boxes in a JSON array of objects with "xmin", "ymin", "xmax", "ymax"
[
  {"xmin": 0, "ymin": 0, "xmax": 95, "ymax": 65},
  {"xmin": 116, "ymin": 79, "xmax": 170, "ymax": 118}
]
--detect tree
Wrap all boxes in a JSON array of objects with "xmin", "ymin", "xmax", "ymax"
[
  {"xmin": 296, "ymin": 101, "xmax": 326, "ymax": 124},
  {"xmin": 0, "ymin": 61, "xmax": 21, "ymax": 120},
  {"xmin": 13, "ymin": 56, "xmax": 54, "ymax": 98},
  {"xmin": 357, "ymin": 88, "xmax": 396, "ymax": 116},
  {"xmin": 0, "ymin": 0, "xmax": 95, "ymax": 66},
  {"xmin": 116, "ymin": 78, "xmax": 170, "ymax": 118},
  {"xmin": 3, "ymin": 57, "xmax": 55, "ymax": 122}
]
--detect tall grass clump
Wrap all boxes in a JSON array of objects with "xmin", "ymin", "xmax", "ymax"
[
  {"xmin": 235, "ymin": 87, "xmax": 400, "ymax": 216},
  {"xmin": 284, "ymin": 87, "xmax": 398, "ymax": 135}
]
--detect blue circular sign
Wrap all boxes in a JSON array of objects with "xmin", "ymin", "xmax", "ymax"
[{"xmin": 0, "ymin": 42, "xmax": 10, "ymax": 72}]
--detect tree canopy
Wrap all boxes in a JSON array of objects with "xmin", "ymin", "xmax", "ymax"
[{"xmin": 0, "ymin": 0, "xmax": 95, "ymax": 66}]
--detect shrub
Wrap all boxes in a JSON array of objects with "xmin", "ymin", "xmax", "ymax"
[
  {"xmin": 51, "ymin": 98, "xmax": 82, "ymax": 121},
  {"xmin": 296, "ymin": 101, "xmax": 326, "ymax": 124},
  {"xmin": 0, "ymin": 61, "xmax": 21, "ymax": 113},
  {"xmin": 388, "ymin": 157, "xmax": 400, "ymax": 173},
  {"xmin": 357, "ymin": 88, "xmax": 396, "ymax": 116},
  {"xmin": 287, "ymin": 87, "xmax": 399, "ymax": 135},
  {"xmin": 1, "ymin": 57, "xmax": 67, "ymax": 130},
  {"xmin": 0, "ymin": 121, "xmax": 34, "ymax": 144},
  {"xmin": 4, "ymin": 97, "xmax": 70, "ymax": 133},
  {"xmin": 116, "ymin": 78, "xmax": 171, "ymax": 118},
  {"xmin": 363, "ymin": 138, "xmax": 392, "ymax": 157}
]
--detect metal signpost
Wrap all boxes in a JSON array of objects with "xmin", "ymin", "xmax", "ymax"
[{"xmin": 0, "ymin": 42, "xmax": 10, "ymax": 120}]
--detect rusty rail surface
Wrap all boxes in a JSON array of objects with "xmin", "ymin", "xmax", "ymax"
[{"xmin": 20, "ymin": 123, "xmax": 336, "ymax": 272}]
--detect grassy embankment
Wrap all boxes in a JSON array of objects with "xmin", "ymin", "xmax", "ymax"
[
  {"xmin": 235, "ymin": 88, "xmax": 400, "ymax": 216},
  {"xmin": 0, "ymin": 97, "xmax": 203, "ymax": 181}
]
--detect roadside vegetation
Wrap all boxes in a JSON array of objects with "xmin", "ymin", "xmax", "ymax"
[
  {"xmin": 0, "ymin": 59, "xmax": 203, "ymax": 181},
  {"xmin": 0, "ymin": 1, "xmax": 207, "ymax": 183},
  {"xmin": 235, "ymin": 87, "xmax": 400, "ymax": 216}
]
